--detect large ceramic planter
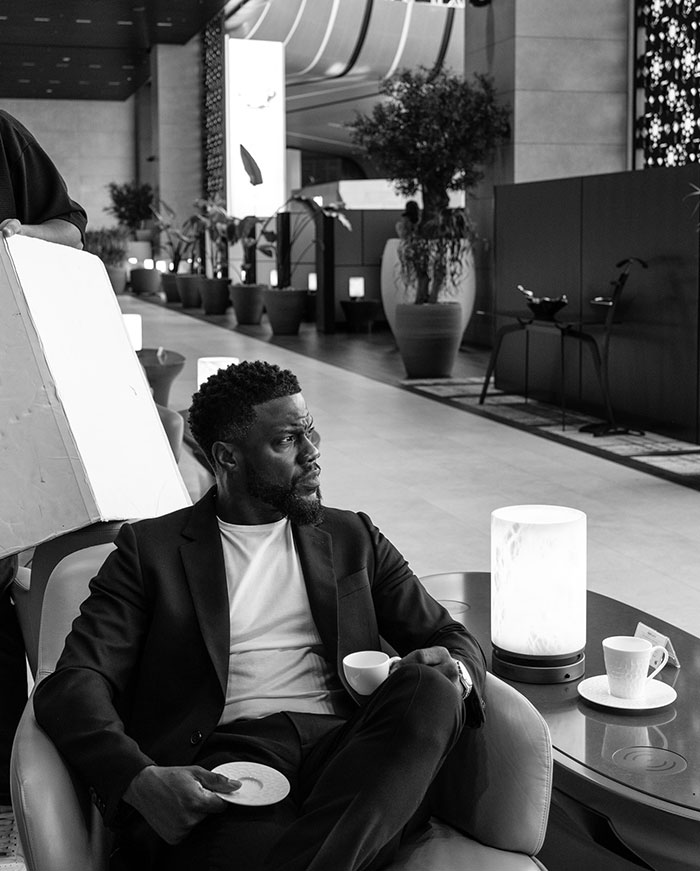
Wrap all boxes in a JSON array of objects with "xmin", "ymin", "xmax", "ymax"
[
  {"xmin": 130, "ymin": 267, "xmax": 161, "ymax": 296},
  {"xmin": 161, "ymin": 272, "xmax": 181, "ymax": 303},
  {"xmin": 176, "ymin": 275, "xmax": 202, "ymax": 308},
  {"xmin": 199, "ymin": 278, "xmax": 231, "ymax": 315},
  {"xmin": 380, "ymin": 238, "xmax": 476, "ymax": 339},
  {"xmin": 263, "ymin": 288, "xmax": 308, "ymax": 335},
  {"xmin": 230, "ymin": 283, "xmax": 265, "ymax": 325},
  {"xmin": 394, "ymin": 302, "xmax": 463, "ymax": 378}
]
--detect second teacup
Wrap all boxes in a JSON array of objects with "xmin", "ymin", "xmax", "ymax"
[
  {"xmin": 342, "ymin": 650, "xmax": 401, "ymax": 696},
  {"xmin": 603, "ymin": 635, "xmax": 669, "ymax": 700}
]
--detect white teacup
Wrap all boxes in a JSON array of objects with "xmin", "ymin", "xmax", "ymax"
[
  {"xmin": 602, "ymin": 635, "xmax": 669, "ymax": 700},
  {"xmin": 342, "ymin": 651, "xmax": 401, "ymax": 696}
]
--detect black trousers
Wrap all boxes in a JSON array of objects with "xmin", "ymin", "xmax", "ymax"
[
  {"xmin": 0, "ymin": 556, "xmax": 26, "ymax": 806},
  {"xmin": 160, "ymin": 662, "xmax": 465, "ymax": 871}
]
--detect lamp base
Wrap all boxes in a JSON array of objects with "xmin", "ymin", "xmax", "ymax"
[{"xmin": 492, "ymin": 646, "xmax": 585, "ymax": 684}]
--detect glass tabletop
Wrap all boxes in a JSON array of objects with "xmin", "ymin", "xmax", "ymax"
[{"xmin": 421, "ymin": 572, "xmax": 700, "ymax": 814}]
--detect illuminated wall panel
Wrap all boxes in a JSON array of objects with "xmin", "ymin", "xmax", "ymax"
[
  {"xmin": 225, "ymin": 38, "xmax": 286, "ymax": 217},
  {"xmin": 636, "ymin": 1, "xmax": 700, "ymax": 167}
]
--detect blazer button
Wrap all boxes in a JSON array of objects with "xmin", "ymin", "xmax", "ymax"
[{"xmin": 190, "ymin": 730, "xmax": 203, "ymax": 745}]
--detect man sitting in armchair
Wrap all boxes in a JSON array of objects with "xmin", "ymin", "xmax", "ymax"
[{"xmin": 34, "ymin": 360, "xmax": 486, "ymax": 871}]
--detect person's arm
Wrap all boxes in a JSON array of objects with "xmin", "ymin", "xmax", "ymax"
[
  {"xmin": 1, "ymin": 216, "xmax": 82, "ymax": 248},
  {"xmin": 359, "ymin": 512, "xmax": 487, "ymax": 725},
  {"xmin": 123, "ymin": 765, "xmax": 239, "ymax": 844}
]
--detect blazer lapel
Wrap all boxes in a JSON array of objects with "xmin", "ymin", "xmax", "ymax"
[
  {"xmin": 180, "ymin": 490, "xmax": 230, "ymax": 697},
  {"xmin": 293, "ymin": 523, "xmax": 339, "ymax": 664}
]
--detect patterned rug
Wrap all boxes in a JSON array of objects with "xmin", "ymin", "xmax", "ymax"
[{"xmin": 401, "ymin": 377, "xmax": 700, "ymax": 492}]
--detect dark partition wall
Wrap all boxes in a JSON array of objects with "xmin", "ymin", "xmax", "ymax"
[
  {"xmin": 494, "ymin": 166, "xmax": 700, "ymax": 442},
  {"xmin": 315, "ymin": 209, "xmax": 400, "ymax": 332}
]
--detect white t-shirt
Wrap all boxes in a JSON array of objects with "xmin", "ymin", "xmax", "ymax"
[{"xmin": 217, "ymin": 516, "xmax": 348, "ymax": 723}]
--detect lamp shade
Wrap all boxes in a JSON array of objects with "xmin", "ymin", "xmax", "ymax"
[
  {"xmin": 491, "ymin": 504, "xmax": 587, "ymax": 683},
  {"xmin": 197, "ymin": 356, "xmax": 240, "ymax": 388},
  {"xmin": 122, "ymin": 314, "xmax": 143, "ymax": 351}
]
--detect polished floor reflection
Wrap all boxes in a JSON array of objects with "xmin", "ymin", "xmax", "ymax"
[{"xmin": 122, "ymin": 295, "xmax": 700, "ymax": 637}]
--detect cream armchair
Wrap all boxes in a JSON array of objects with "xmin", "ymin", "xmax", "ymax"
[{"xmin": 11, "ymin": 542, "xmax": 552, "ymax": 871}]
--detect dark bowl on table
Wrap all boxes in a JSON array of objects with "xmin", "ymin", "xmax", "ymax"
[{"xmin": 526, "ymin": 297, "xmax": 568, "ymax": 319}]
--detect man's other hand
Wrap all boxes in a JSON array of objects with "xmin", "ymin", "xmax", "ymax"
[
  {"xmin": 391, "ymin": 646, "xmax": 461, "ymax": 693},
  {"xmin": 123, "ymin": 765, "xmax": 241, "ymax": 844}
]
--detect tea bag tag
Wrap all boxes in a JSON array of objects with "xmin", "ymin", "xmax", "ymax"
[{"xmin": 634, "ymin": 622, "xmax": 680, "ymax": 669}]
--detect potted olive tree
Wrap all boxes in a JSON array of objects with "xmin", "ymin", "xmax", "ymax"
[{"xmin": 349, "ymin": 67, "xmax": 509, "ymax": 377}]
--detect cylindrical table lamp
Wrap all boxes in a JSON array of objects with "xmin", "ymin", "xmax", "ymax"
[
  {"xmin": 122, "ymin": 314, "xmax": 142, "ymax": 351},
  {"xmin": 491, "ymin": 504, "xmax": 587, "ymax": 683},
  {"xmin": 197, "ymin": 356, "xmax": 240, "ymax": 389}
]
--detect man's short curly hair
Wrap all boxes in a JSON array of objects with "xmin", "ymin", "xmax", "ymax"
[{"xmin": 188, "ymin": 360, "xmax": 301, "ymax": 463}]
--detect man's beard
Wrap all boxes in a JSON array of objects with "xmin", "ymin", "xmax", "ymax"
[{"xmin": 246, "ymin": 467, "xmax": 324, "ymax": 525}]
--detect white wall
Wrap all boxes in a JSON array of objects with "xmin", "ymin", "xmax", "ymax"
[{"xmin": 2, "ymin": 98, "xmax": 135, "ymax": 230}]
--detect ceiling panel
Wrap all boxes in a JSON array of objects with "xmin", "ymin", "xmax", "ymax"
[{"xmin": 0, "ymin": 0, "xmax": 229, "ymax": 100}]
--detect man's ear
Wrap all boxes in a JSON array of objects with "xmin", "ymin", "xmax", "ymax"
[{"xmin": 211, "ymin": 441, "xmax": 241, "ymax": 473}]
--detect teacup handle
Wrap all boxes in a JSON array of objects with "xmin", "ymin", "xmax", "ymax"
[
  {"xmin": 648, "ymin": 645, "xmax": 669, "ymax": 681},
  {"xmin": 388, "ymin": 655, "xmax": 402, "ymax": 673}
]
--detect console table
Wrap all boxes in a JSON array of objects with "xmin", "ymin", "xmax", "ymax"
[{"xmin": 421, "ymin": 572, "xmax": 699, "ymax": 871}]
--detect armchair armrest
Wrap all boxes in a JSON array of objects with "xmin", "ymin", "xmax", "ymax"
[
  {"xmin": 10, "ymin": 697, "xmax": 108, "ymax": 871},
  {"xmin": 431, "ymin": 672, "xmax": 552, "ymax": 856}
]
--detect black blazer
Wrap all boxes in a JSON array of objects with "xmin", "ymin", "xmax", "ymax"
[{"xmin": 34, "ymin": 489, "xmax": 486, "ymax": 826}]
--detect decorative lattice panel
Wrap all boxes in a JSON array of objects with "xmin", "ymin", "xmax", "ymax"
[
  {"xmin": 635, "ymin": 1, "xmax": 700, "ymax": 167},
  {"xmin": 202, "ymin": 14, "xmax": 226, "ymax": 199}
]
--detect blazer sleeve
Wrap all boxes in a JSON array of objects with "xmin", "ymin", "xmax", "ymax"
[
  {"xmin": 358, "ymin": 512, "xmax": 487, "ymax": 726},
  {"xmin": 33, "ymin": 523, "xmax": 157, "ymax": 824}
]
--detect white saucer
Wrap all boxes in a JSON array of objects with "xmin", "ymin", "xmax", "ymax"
[
  {"xmin": 212, "ymin": 762, "xmax": 290, "ymax": 806},
  {"xmin": 577, "ymin": 675, "xmax": 677, "ymax": 712}
]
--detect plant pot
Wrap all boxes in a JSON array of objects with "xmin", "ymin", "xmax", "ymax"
[
  {"xmin": 130, "ymin": 267, "xmax": 161, "ymax": 296},
  {"xmin": 176, "ymin": 275, "xmax": 202, "ymax": 308},
  {"xmin": 199, "ymin": 278, "xmax": 231, "ymax": 315},
  {"xmin": 394, "ymin": 302, "xmax": 463, "ymax": 378},
  {"xmin": 380, "ymin": 239, "xmax": 476, "ymax": 339},
  {"xmin": 136, "ymin": 348, "xmax": 186, "ymax": 407},
  {"xmin": 263, "ymin": 288, "xmax": 308, "ymax": 335},
  {"xmin": 105, "ymin": 264, "xmax": 127, "ymax": 295},
  {"xmin": 230, "ymin": 283, "xmax": 265, "ymax": 325},
  {"xmin": 161, "ymin": 273, "xmax": 181, "ymax": 303}
]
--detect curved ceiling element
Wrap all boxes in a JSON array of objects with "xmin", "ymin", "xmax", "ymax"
[{"xmin": 225, "ymin": 0, "xmax": 464, "ymax": 155}]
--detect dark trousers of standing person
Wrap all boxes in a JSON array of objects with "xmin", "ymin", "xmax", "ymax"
[
  {"xmin": 154, "ymin": 662, "xmax": 466, "ymax": 871},
  {"xmin": 0, "ymin": 556, "xmax": 26, "ymax": 807}
]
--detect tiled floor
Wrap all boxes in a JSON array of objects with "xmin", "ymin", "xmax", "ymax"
[{"xmin": 122, "ymin": 295, "xmax": 700, "ymax": 638}]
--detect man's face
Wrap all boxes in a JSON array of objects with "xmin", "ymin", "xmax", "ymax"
[{"xmin": 237, "ymin": 393, "xmax": 322, "ymax": 524}]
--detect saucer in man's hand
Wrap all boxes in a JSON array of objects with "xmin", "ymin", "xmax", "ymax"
[{"xmin": 212, "ymin": 762, "xmax": 290, "ymax": 806}]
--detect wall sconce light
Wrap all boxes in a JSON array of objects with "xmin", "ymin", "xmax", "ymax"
[
  {"xmin": 349, "ymin": 277, "xmax": 365, "ymax": 299},
  {"xmin": 122, "ymin": 314, "xmax": 143, "ymax": 351},
  {"xmin": 197, "ymin": 356, "xmax": 241, "ymax": 388},
  {"xmin": 308, "ymin": 272, "xmax": 318, "ymax": 291},
  {"xmin": 270, "ymin": 268, "xmax": 278, "ymax": 287},
  {"xmin": 143, "ymin": 258, "xmax": 154, "ymax": 270},
  {"xmin": 491, "ymin": 504, "xmax": 587, "ymax": 683}
]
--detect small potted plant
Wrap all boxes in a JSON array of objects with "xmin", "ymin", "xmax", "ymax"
[
  {"xmin": 253, "ymin": 196, "xmax": 351, "ymax": 335},
  {"xmin": 178, "ymin": 195, "xmax": 241, "ymax": 313},
  {"xmin": 349, "ymin": 67, "xmax": 509, "ymax": 377},
  {"xmin": 84, "ymin": 226, "xmax": 129, "ymax": 294},
  {"xmin": 151, "ymin": 200, "xmax": 197, "ymax": 303},
  {"xmin": 104, "ymin": 181, "xmax": 155, "ymax": 239}
]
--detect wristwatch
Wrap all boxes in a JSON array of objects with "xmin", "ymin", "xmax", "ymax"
[{"xmin": 453, "ymin": 659, "xmax": 473, "ymax": 699}]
